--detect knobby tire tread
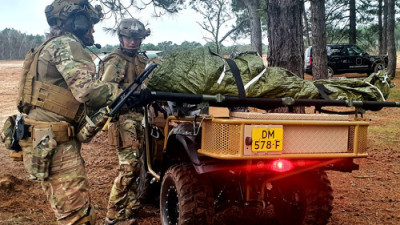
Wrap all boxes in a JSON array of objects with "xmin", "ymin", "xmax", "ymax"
[
  {"xmin": 272, "ymin": 170, "xmax": 333, "ymax": 225},
  {"xmin": 161, "ymin": 164, "xmax": 214, "ymax": 225}
]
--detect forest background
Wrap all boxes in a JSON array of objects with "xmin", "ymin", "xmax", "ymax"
[{"xmin": 0, "ymin": 0, "xmax": 399, "ymax": 79}]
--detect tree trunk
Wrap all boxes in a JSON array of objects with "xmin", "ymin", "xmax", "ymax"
[
  {"xmin": 303, "ymin": 1, "xmax": 311, "ymax": 47},
  {"xmin": 265, "ymin": 0, "xmax": 304, "ymax": 77},
  {"xmin": 265, "ymin": 0, "xmax": 304, "ymax": 113},
  {"xmin": 241, "ymin": 0, "xmax": 262, "ymax": 55},
  {"xmin": 215, "ymin": 2, "xmax": 222, "ymax": 54},
  {"xmin": 311, "ymin": 0, "xmax": 328, "ymax": 80},
  {"xmin": 378, "ymin": 0, "xmax": 384, "ymax": 55},
  {"xmin": 387, "ymin": 0, "xmax": 396, "ymax": 78},
  {"xmin": 349, "ymin": 0, "xmax": 356, "ymax": 44},
  {"xmin": 383, "ymin": 0, "xmax": 388, "ymax": 54}
]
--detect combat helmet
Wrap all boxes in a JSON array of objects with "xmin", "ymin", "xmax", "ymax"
[
  {"xmin": 117, "ymin": 18, "xmax": 151, "ymax": 39},
  {"xmin": 45, "ymin": 0, "xmax": 103, "ymax": 27}
]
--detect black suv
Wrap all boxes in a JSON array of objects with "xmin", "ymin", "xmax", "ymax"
[{"xmin": 304, "ymin": 44, "xmax": 388, "ymax": 77}]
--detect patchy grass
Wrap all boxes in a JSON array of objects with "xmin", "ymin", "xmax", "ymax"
[
  {"xmin": 388, "ymin": 88, "xmax": 400, "ymax": 101},
  {"xmin": 369, "ymin": 122, "xmax": 400, "ymax": 143},
  {"xmin": 367, "ymin": 72, "xmax": 400, "ymax": 147},
  {"xmin": 388, "ymin": 84, "xmax": 400, "ymax": 101},
  {"xmin": 387, "ymin": 74, "xmax": 400, "ymax": 101}
]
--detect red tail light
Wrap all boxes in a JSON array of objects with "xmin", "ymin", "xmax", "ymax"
[
  {"xmin": 309, "ymin": 57, "xmax": 312, "ymax": 66},
  {"xmin": 269, "ymin": 159, "xmax": 294, "ymax": 172}
]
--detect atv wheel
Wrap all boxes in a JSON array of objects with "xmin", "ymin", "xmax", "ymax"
[
  {"xmin": 160, "ymin": 164, "xmax": 214, "ymax": 225},
  {"xmin": 270, "ymin": 171, "xmax": 333, "ymax": 225},
  {"xmin": 136, "ymin": 151, "xmax": 159, "ymax": 204},
  {"xmin": 374, "ymin": 62, "xmax": 386, "ymax": 73},
  {"xmin": 327, "ymin": 67, "xmax": 334, "ymax": 78}
]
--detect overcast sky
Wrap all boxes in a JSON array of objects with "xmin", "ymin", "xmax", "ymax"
[{"xmin": 0, "ymin": 0, "xmax": 229, "ymax": 47}]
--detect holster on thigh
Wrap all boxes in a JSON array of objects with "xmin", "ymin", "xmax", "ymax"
[
  {"xmin": 22, "ymin": 119, "xmax": 74, "ymax": 181},
  {"xmin": 30, "ymin": 127, "xmax": 57, "ymax": 181}
]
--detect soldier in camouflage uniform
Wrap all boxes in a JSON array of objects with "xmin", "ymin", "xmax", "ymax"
[
  {"xmin": 17, "ymin": 0, "xmax": 122, "ymax": 224},
  {"xmin": 97, "ymin": 18, "xmax": 150, "ymax": 225}
]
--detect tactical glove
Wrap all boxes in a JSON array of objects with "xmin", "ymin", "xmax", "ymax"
[{"xmin": 126, "ymin": 89, "xmax": 153, "ymax": 108}]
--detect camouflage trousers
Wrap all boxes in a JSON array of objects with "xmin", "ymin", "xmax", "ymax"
[
  {"xmin": 21, "ymin": 138, "xmax": 94, "ymax": 225},
  {"xmin": 106, "ymin": 114, "xmax": 144, "ymax": 221}
]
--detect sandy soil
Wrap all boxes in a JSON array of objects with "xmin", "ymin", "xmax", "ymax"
[{"xmin": 0, "ymin": 60, "xmax": 399, "ymax": 225}]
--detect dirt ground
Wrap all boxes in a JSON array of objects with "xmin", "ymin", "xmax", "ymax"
[{"xmin": 0, "ymin": 60, "xmax": 399, "ymax": 225}]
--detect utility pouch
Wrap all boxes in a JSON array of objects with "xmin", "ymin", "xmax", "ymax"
[
  {"xmin": 119, "ymin": 119, "xmax": 139, "ymax": 149},
  {"xmin": 108, "ymin": 122, "xmax": 120, "ymax": 147},
  {"xmin": 30, "ymin": 128, "xmax": 57, "ymax": 181},
  {"xmin": 1, "ymin": 115, "xmax": 17, "ymax": 150},
  {"xmin": 1, "ymin": 114, "xmax": 26, "ymax": 151}
]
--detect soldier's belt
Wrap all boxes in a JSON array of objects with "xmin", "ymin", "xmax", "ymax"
[{"xmin": 23, "ymin": 118, "xmax": 75, "ymax": 144}]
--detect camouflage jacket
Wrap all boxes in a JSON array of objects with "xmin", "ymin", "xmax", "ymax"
[
  {"xmin": 98, "ymin": 48, "xmax": 147, "ymax": 87},
  {"xmin": 27, "ymin": 33, "xmax": 120, "ymax": 123}
]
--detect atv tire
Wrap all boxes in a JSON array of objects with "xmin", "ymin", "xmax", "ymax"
[
  {"xmin": 160, "ymin": 164, "xmax": 214, "ymax": 225},
  {"xmin": 270, "ymin": 170, "xmax": 333, "ymax": 225},
  {"xmin": 374, "ymin": 62, "xmax": 386, "ymax": 73},
  {"xmin": 327, "ymin": 66, "xmax": 334, "ymax": 78}
]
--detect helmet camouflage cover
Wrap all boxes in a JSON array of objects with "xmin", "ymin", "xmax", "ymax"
[
  {"xmin": 117, "ymin": 18, "xmax": 151, "ymax": 39},
  {"xmin": 45, "ymin": 0, "xmax": 103, "ymax": 26}
]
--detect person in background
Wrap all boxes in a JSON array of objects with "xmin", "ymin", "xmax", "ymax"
[{"xmin": 98, "ymin": 18, "xmax": 151, "ymax": 225}]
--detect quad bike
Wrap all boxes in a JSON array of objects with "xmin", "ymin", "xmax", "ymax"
[
  {"xmin": 135, "ymin": 93, "xmax": 377, "ymax": 225},
  {"xmin": 104, "ymin": 64, "xmax": 396, "ymax": 224}
]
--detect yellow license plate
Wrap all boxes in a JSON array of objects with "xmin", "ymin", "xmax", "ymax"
[{"xmin": 252, "ymin": 128, "xmax": 283, "ymax": 152}]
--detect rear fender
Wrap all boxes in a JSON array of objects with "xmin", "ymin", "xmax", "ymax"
[{"xmin": 162, "ymin": 134, "xmax": 201, "ymax": 172}]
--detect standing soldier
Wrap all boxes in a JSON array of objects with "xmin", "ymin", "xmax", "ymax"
[
  {"xmin": 98, "ymin": 18, "xmax": 150, "ymax": 225},
  {"xmin": 16, "ymin": 0, "xmax": 122, "ymax": 224}
]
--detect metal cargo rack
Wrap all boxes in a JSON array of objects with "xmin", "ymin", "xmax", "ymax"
[{"xmin": 197, "ymin": 112, "xmax": 369, "ymax": 160}]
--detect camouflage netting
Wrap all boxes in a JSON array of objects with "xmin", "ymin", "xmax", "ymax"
[{"xmin": 147, "ymin": 47, "xmax": 394, "ymax": 101}]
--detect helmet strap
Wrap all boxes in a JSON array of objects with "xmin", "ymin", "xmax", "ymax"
[
  {"xmin": 119, "ymin": 45, "xmax": 138, "ymax": 57},
  {"xmin": 119, "ymin": 36, "xmax": 141, "ymax": 57}
]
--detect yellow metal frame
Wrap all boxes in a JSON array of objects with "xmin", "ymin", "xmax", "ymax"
[
  {"xmin": 160, "ymin": 115, "xmax": 369, "ymax": 160},
  {"xmin": 198, "ymin": 117, "xmax": 369, "ymax": 160}
]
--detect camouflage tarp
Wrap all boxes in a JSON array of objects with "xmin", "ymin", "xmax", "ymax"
[{"xmin": 147, "ymin": 47, "xmax": 393, "ymax": 102}]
